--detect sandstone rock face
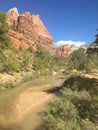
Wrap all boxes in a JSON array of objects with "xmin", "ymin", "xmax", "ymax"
[
  {"xmin": 57, "ymin": 44, "xmax": 79, "ymax": 59},
  {"xmin": 35, "ymin": 36, "xmax": 56, "ymax": 55},
  {"xmin": 17, "ymin": 12, "xmax": 35, "ymax": 39},
  {"xmin": 6, "ymin": 7, "xmax": 55, "ymax": 54},
  {"xmin": 57, "ymin": 44, "xmax": 72, "ymax": 59},
  {"xmin": 31, "ymin": 15, "xmax": 53, "ymax": 41},
  {"xmin": 6, "ymin": 7, "xmax": 19, "ymax": 27},
  {"xmin": 7, "ymin": 30, "xmax": 37, "ymax": 50}
]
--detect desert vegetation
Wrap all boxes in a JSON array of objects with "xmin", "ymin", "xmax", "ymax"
[
  {"xmin": 40, "ymin": 33, "xmax": 98, "ymax": 130},
  {"xmin": 33, "ymin": 46, "xmax": 65, "ymax": 75},
  {"xmin": 41, "ymin": 74, "xmax": 98, "ymax": 130},
  {"xmin": 66, "ymin": 45, "xmax": 98, "ymax": 73},
  {"xmin": 0, "ymin": 10, "xmax": 98, "ymax": 130},
  {"xmin": 0, "ymin": 11, "xmax": 65, "ymax": 91}
]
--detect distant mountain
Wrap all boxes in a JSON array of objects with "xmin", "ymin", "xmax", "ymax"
[{"xmin": 56, "ymin": 44, "xmax": 79, "ymax": 59}]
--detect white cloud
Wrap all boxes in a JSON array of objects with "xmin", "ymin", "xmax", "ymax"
[{"xmin": 56, "ymin": 40, "xmax": 86, "ymax": 47}]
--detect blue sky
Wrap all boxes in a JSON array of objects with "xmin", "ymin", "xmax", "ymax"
[{"xmin": 0, "ymin": 0, "xmax": 98, "ymax": 46}]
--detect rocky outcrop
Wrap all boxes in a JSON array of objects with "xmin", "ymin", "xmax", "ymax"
[
  {"xmin": 6, "ymin": 7, "xmax": 56, "ymax": 55},
  {"xmin": 56, "ymin": 44, "xmax": 79, "ymax": 59},
  {"xmin": 6, "ymin": 7, "xmax": 19, "ymax": 27},
  {"xmin": 16, "ymin": 12, "xmax": 36, "ymax": 40},
  {"xmin": 7, "ymin": 30, "xmax": 37, "ymax": 50},
  {"xmin": 31, "ymin": 15, "xmax": 53, "ymax": 40}
]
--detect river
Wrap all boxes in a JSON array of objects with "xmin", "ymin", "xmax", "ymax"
[{"xmin": 0, "ymin": 76, "xmax": 65, "ymax": 130}]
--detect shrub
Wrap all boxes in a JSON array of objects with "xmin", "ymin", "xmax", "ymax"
[
  {"xmin": 4, "ymin": 60, "xmax": 21, "ymax": 72},
  {"xmin": 42, "ymin": 98, "xmax": 81, "ymax": 130},
  {"xmin": 67, "ymin": 48, "xmax": 91, "ymax": 73},
  {"xmin": 62, "ymin": 75, "xmax": 98, "ymax": 122},
  {"xmin": 4, "ymin": 81, "xmax": 15, "ymax": 89},
  {"xmin": 41, "ymin": 75, "xmax": 98, "ymax": 130},
  {"xmin": 22, "ymin": 74, "xmax": 33, "ymax": 82},
  {"xmin": 0, "ymin": 11, "xmax": 12, "ymax": 50},
  {"xmin": 63, "ymin": 74, "xmax": 98, "ymax": 96},
  {"xmin": 33, "ymin": 46, "xmax": 65, "ymax": 73}
]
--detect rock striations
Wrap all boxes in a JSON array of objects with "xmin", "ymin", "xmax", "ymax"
[
  {"xmin": 6, "ymin": 7, "xmax": 79, "ymax": 58},
  {"xmin": 6, "ymin": 7, "xmax": 56, "ymax": 54},
  {"xmin": 7, "ymin": 7, "xmax": 19, "ymax": 27}
]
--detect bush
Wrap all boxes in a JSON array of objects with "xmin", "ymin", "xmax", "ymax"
[
  {"xmin": 0, "ymin": 11, "xmax": 12, "ymax": 50},
  {"xmin": 60, "ymin": 88, "xmax": 92, "ymax": 119},
  {"xmin": 33, "ymin": 46, "xmax": 65, "ymax": 72},
  {"xmin": 42, "ymin": 98, "xmax": 80, "ymax": 130},
  {"xmin": 1, "ymin": 51, "xmax": 21, "ymax": 72},
  {"xmin": 63, "ymin": 74, "xmax": 98, "ymax": 96},
  {"xmin": 22, "ymin": 74, "xmax": 33, "ymax": 82},
  {"xmin": 67, "ymin": 48, "xmax": 91, "ymax": 73},
  {"xmin": 4, "ymin": 60, "xmax": 21, "ymax": 72},
  {"xmin": 41, "ymin": 75, "xmax": 98, "ymax": 130},
  {"xmin": 62, "ymin": 75, "xmax": 98, "ymax": 123},
  {"xmin": 3, "ymin": 81, "xmax": 15, "ymax": 89}
]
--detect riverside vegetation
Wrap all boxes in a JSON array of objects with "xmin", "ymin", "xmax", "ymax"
[
  {"xmin": 41, "ymin": 74, "xmax": 98, "ymax": 130},
  {"xmin": 0, "ymin": 10, "xmax": 98, "ymax": 130},
  {"xmin": 40, "ymin": 35, "xmax": 98, "ymax": 129},
  {"xmin": 0, "ymin": 11, "xmax": 65, "ymax": 91}
]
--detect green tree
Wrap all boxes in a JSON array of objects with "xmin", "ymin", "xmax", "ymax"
[
  {"xmin": 33, "ymin": 46, "xmax": 52, "ymax": 70},
  {"xmin": 42, "ymin": 98, "xmax": 80, "ymax": 130},
  {"xmin": 95, "ymin": 29, "xmax": 98, "ymax": 44},
  {"xmin": 0, "ymin": 12, "xmax": 9, "ymax": 33},
  {"xmin": 33, "ymin": 46, "xmax": 65, "ymax": 73},
  {"xmin": 0, "ymin": 11, "xmax": 12, "ymax": 50},
  {"xmin": 41, "ymin": 75, "xmax": 98, "ymax": 130},
  {"xmin": 68, "ymin": 48, "xmax": 90, "ymax": 72}
]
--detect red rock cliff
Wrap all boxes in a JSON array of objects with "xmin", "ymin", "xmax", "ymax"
[{"xmin": 6, "ymin": 7, "xmax": 56, "ymax": 54}]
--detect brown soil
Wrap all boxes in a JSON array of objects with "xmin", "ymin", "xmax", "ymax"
[
  {"xmin": 83, "ymin": 73, "xmax": 98, "ymax": 79},
  {"xmin": 0, "ymin": 76, "xmax": 65, "ymax": 130},
  {"xmin": 14, "ymin": 85, "xmax": 54, "ymax": 121}
]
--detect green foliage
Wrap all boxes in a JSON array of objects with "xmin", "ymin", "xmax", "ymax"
[
  {"xmin": 51, "ymin": 56, "xmax": 65, "ymax": 71},
  {"xmin": 33, "ymin": 46, "xmax": 52, "ymax": 70},
  {"xmin": 33, "ymin": 46, "xmax": 65, "ymax": 73},
  {"xmin": 63, "ymin": 74, "xmax": 98, "ymax": 96},
  {"xmin": 4, "ymin": 59, "xmax": 21, "ymax": 72},
  {"xmin": 0, "ymin": 51, "xmax": 21, "ymax": 72},
  {"xmin": 67, "ymin": 44, "xmax": 98, "ymax": 73},
  {"xmin": 87, "ymin": 47, "xmax": 98, "ymax": 56},
  {"xmin": 67, "ymin": 30, "xmax": 98, "ymax": 73},
  {"xmin": 0, "ymin": 11, "xmax": 9, "ymax": 33},
  {"xmin": 0, "ymin": 44, "xmax": 64, "ymax": 74},
  {"xmin": 94, "ymin": 29, "xmax": 98, "ymax": 44},
  {"xmin": 0, "ymin": 48, "xmax": 34, "ymax": 72},
  {"xmin": 0, "ymin": 10, "xmax": 65, "ymax": 75},
  {"xmin": 3, "ymin": 81, "xmax": 16, "ymax": 89},
  {"xmin": 65, "ymin": 74, "xmax": 98, "ymax": 122},
  {"xmin": 0, "ymin": 11, "xmax": 65, "ymax": 74},
  {"xmin": 86, "ymin": 46, "xmax": 98, "ymax": 70},
  {"xmin": 0, "ymin": 11, "xmax": 12, "ymax": 50},
  {"xmin": 20, "ymin": 49, "xmax": 33, "ymax": 70},
  {"xmin": 67, "ymin": 48, "xmax": 92, "ymax": 73},
  {"xmin": 42, "ymin": 75, "xmax": 98, "ymax": 130},
  {"xmin": 42, "ymin": 98, "xmax": 80, "ymax": 130},
  {"xmin": 22, "ymin": 74, "xmax": 33, "ymax": 82}
]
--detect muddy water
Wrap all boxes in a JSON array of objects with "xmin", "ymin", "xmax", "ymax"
[
  {"xmin": 12, "ymin": 103, "xmax": 47, "ymax": 130},
  {"xmin": 0, "ymin": 76, "xmax": 65, "ymax": 130}
]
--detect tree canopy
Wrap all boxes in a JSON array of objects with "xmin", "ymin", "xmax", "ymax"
[{"xmin": 0, "ymin": 11, "xmax": 12, "ymax": 49}]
